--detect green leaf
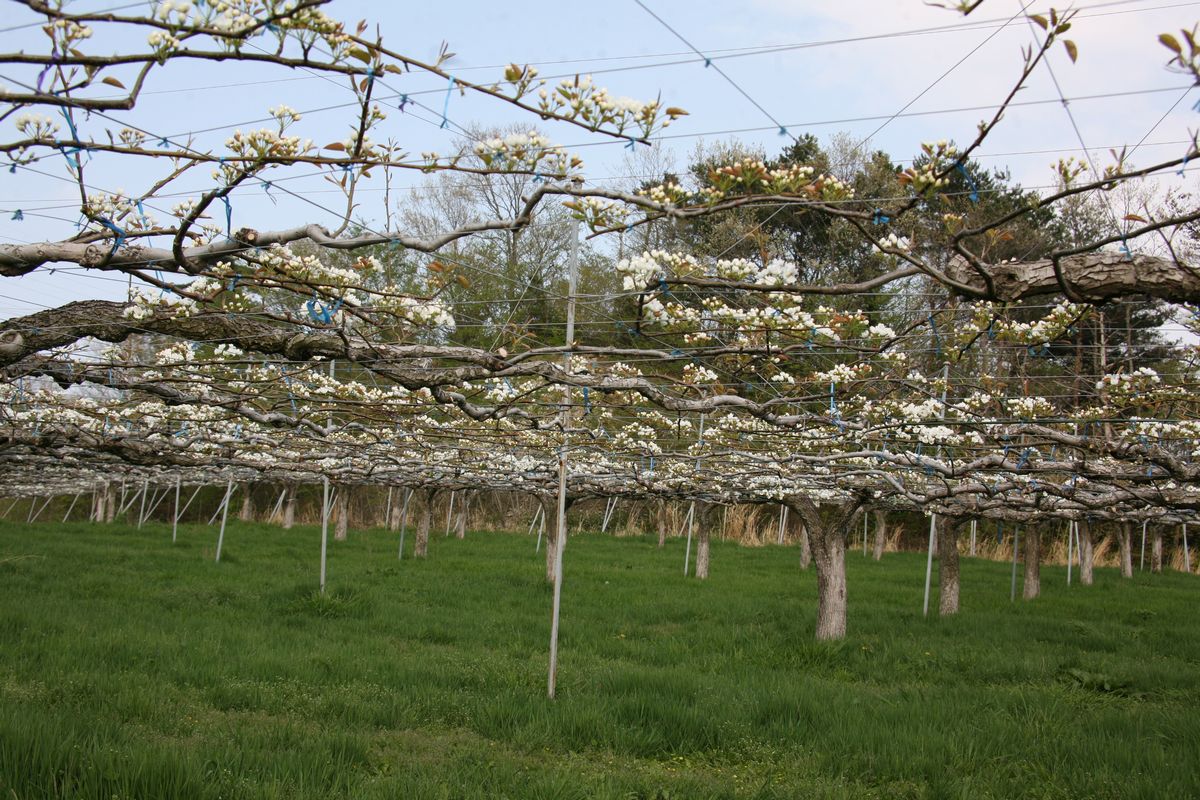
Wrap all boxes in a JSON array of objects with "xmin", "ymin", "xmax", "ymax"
[
  {"xmin": 1159, "ymin": 33, "xmax": 1183, "ymax": 54},
  {"xmin": 1063, "ymin": 40, "xmax": 1078, "ymax": 63}
]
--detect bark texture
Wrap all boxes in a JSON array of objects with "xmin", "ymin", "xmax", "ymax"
[
  {"xmin": 872, "ymin": 509, "xmax": 886, "ymax": 561},
  {"xmin": 1118, "ymin": 522, "xmax": 1133, "ymax": 578},
  {"xmin": 1079, "ymin": 520, "xmax": 1095, "ymax": 585},
  {"xmin": 1151, "ymin": 529, "xmax": 1163, "ymax": 573},
  {"xmin": 238, "ymin": 484, "xmax": 255, "ymax": 522},
  {"xmin": 787, "ymin": 496, "xmax": 867, "ymax": 640},
  {"xmin": 937, "ymin": 517, "xmax": 961, "ymax": 615},
  {"xmin": 656, "ymin": 500, "xmax": 667, "ymax": 548},
  {"xmin": 695, "ymin": 502, "xmax": 711, "ymax": 580},
  {"xmin": 1023, "ymin": 526, "xmax": 1042, "ymax": 600},
  {"xmin": 413, "ymin": 490, "xmax": 435, "ymax": 558},
  {"xmin": 945, "ymin": 252, "xmax": 1200, "ymax": 303},
  {"xmin": 282, "ymin": 485, "xmax": 296, "ymax": 530},
  {"xmin": 798, "ymin": 524, "xmax": 812, "ymax": 570},
  {"xmin": 455, "ymin": 492, "xmax": 468, "ymax": 540}
]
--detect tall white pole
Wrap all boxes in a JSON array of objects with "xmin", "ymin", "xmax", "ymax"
[
  {"xmin": 397, "ymin": 487, "xmax": 412, "ymax": 560},
  {"xmin": 862, "ymin": 511, "xmax": 868, "ymax": 556},
  {"xmin": 1140, "ymin": 520, "xmax": 1147, "ymax": 571},
  {"xmin": 1184, "ymin": 523, "xmax": 1191, "ymax": 573},
  {"xmin": 137, "ymin": 479, "xmax": 149, "ymax": 529},
  {"xmin": 445, "ymin": 490, "xmax": 455, "ymax": 536},
  {"xmin": 548, "ymin": 208, "xmax": 580, "ymax": 700},
  {"xmin": 1067, "ymin": 520, "xmax": 1075, "ymax": 585},
  {"xmin": 172, "ymin": 477, "xmax": 180, "ymax": 543},
  {"xmin": 62, "ymin": 493, "xmax": 80, "ymax": 523},
  {"xmin": 385, "ymin": 487, "xmax": 394, "ymax": 530},
  {"xmin": 214, "ymin": 480, "xmax": 233, "ymax": 563},
  {"xmin": 922, "ymin": 363, "xmax": 951, "ymax": 617},
  {"xmin": 1010, "ymin": 525, "xmax": 1020, "ymax": 602},
  {"xmin": 320, "ymin": 478, "xmax": 330, "ymax": 593},
  {"xmin": 683, "ymin": 502, "xmax": 696, "ymax": 575}
]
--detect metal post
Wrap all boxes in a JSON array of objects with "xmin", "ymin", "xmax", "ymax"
[
  {"xmin": 1067, "ymin": 520, "xmax": 1075, "ymax": 585},
  {"xmin": 683, "ymin": 502, "xmax": 696, "ymax": 576},
  {"xmin": 62, "ymin": 493, "xmax": 80, "ymax": 523},
  {"xmin": 970, "ymin": 519, "xmax": 977, "ymax": 556},
  {"xmin": 214, "ymin": 480, "xmax": 233, "ymax": 563},
  {"xmin": 548, "ymin": 209, "xmax": 580, "ymax": 700},
  {"xmin": 397, "ymin": 488, "xmax": 412, "ymax": 560},
  {"xmin": 1140, "ymin": 520, "xmax": 1147, "ymax": 571},
  {"xmin": 172, "ymin": 477, "xmax": 181, "ymax": 543},
  {"xmin": 385, "ymin": 487, "xmax": 394, "ymax": 530},
  {"xmin": 863, "ymin": 511, "xmax": 868, "ymax": 556},
  {"xmin": 137, "ymin": 479, "xmax": 149, "ymax": 529},
  {"xmin": 1010, "ymin": 525, "xmax": 1020, "ymax": 602},
  {"xmin": 1184, "ymin": 523, "xmax": 1191, "ymax": 573},
  {"xmin": 320, "ymin": 478, "xmax": 329, "ymax": 593},
  {"xmin": 922, "ymin": 363, "xmax": 951, "ymax": 617}
]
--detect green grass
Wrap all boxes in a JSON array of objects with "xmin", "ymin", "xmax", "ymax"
[{"xmin": 0, "ymin": 520, "xmax": 1197, "ymax": 799}]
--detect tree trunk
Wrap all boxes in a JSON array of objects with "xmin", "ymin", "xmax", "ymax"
[
  {"xmin": 104, "ymin": 483, "xmax": 117, "ymax": 522},
  {"xmin": 872, "ymin": 509, "xmax": 886, "ymax": 561},
  {"xmin": 455, "ymin": 492, "xmax": 468, "ymax": 539},
  {"xmin": 334, "ymin": 486, "xmax": 349, "ymax": 541},
  {"xmin": 788, "ymin": 497, "xmax": 864, "ymax": 641},
  {"xmin": 1151, "ymin": 528, "xmax": 1163, "ymax": 573},
  {"xmin": 414, "ymin": 490, "xmax": 435, "ymax": 558},
  {"xmin": 238, "ymin": 484, "xmax": 255, "ymax": 522},
  {"xmin": 1118, "ymin": 522, "xmax": 1133, "ymax": 578},
  {"xmin": 388, "ymin": 489, "xmax": 403, "ymax": 532},
  {"xmin": 695, "ymin": 503, "xmax": 711, "ymax": 580},
  {"xmin": 938, "ymin": 517, "xmax": 961, "ymax": 615},
  {"xmin": 656, "ymin": 500, "xmax": 667, "ymax": 548},
  {"xmin": 94, "ymin": 485, "xmax": 106, "ymax": 522},
  {"xmin": 798, "ymin": 524, "xmax": 812, "ymax": 570},
  {"xmin": 282, "ymin": 485, "xmax": 296, "ymax": 530},
  {"xmin": 1079, "ymin": 520, "xmax": 1095, "ymax": 586},
  {"xmin": 1022, "ymin": 526, "xmax": 1041, "ymax": 600}
]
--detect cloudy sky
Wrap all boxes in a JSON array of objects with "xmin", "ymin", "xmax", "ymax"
[{"xmin": 1, "ymin": 0, "xmax": 1196, "ymax": 317}]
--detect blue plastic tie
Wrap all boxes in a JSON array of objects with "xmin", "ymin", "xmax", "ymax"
[
  {"xmin": 221, "ymin": 196, "xmax": 232, "ymax": 237},
  {"xmin": 624, "ymin": 137, "xmax": 636, "ymax": 151},
  {"xmin": 398, "ymin": 94, "xmax": 410, "ymax": 112},
  {"xmin": 872, "ymin": 209, "xmax": 890, "ymax": 225},
  {"xmin": 10, "ymin": 209, "xmax": 23, "ymax": 221},
  {"xmin": 928, "ymin": 313, "xmax": 942, "ymax": 355},
  {"xmin": 955, "ymin": 162, "xmax": 979, "ymax": 203},
  {"xmin": 440, "ymin": 77, "xmax": 455, "ymax": 129},
  {"xmin": 583, "ymin": 386, "xmax": 592, "ymax": 415},
  {"xmin": 96, "ymin": 217, "xmax": 126, "ymax": 256}
]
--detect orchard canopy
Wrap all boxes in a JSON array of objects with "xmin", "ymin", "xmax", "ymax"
[{"xmin": 2, "ymin": 0, "xmax": 1200, "ymax": 644}]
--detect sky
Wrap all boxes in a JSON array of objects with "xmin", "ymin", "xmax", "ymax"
[{"xmin": 1, "ymin": 0, "xmax": 1197, "ymax": 320}]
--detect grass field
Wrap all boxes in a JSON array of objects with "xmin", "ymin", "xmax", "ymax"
[{"xmin": 0, "ymin": 520, "xmax": 1197, "ymax": 799}]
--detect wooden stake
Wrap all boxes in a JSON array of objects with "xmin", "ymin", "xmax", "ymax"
[
  {"xmin": 172, "ymin": 477, "xmax": 180, "ymax": 543},
  {"xmin": 397, "ymin": 488, "xmax": 412, "ymax": 560}
]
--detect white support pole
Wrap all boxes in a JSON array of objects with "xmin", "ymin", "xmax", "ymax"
[
  {"xmin": 1140, "ymin": 520, "xmax": 1147, "ymax": 571},
  {"xmin": 601, "ymin": 497, "xmax": 617, "ymax": 534},
  {"xmin": 445, "ymin": 490, "xmax": 455, "ymax": 536},
  {"xmin": 921, "ymin": 363, "xmax": 950, "ymax": 617},
  {"xmin": 118, "ymin": 485, "xmax": 143, "ymax": 518},
  {"xmin": 209, "ymin": 483, "xmax": 237, "ymax": 526},
  {"xmin": 970, "ymin": 519, "xmax": 977, "ymax": 557},
  {"xmin": 172, "ymin": 477, "xmax": 181, "ymax": 543},
  {"xmin": 683, "ymin": 501, "xmax": 696, "ymax": 576},
  {"xmin": 137, "ymin": 479, "xmax": 149, "ymax": 529},
  {"xmin": 1184, "ymin": 523, "xmax": 1191, "ymax": 574},
  {"xmin": 1067, "ymin": 520, "xmax": 1075, "ymax": 585},
  {"xmin": 721, "ymin": 505, "xmax": 728, "ymax": 542},
  {"xmin": 922, "ymin": 513, "xmax": 938, "ymax": 617},
  {"xmin": 527, "ymin": 504, "xmax": 544, "ymax": 538},
  {"xmin": 269, "ymin": 487, "xmax": 287, "ymax": 523},
  {"xmin": 397, "ymin": 488, "xmax": 412, "ymax": 560},
  {"xmin": 214, "ymin": 480, "xmax": 233, "ymax": 563},
  {"xmin": 862, "ymin": 511, "xmax": 868, "ymax": 556},
  {"xmin": 2, "ymin": 497, "xmax": 19, "ymax": 519},
  {"xmin": 1010, "ymin": 525, "xmax": 1020, "ymax": 602},
  {"xmin": 28, "ymin": 495, "xmax": 53, "ymax": 524},
  {"xmin": 320, "ymin": 478, "xmax": 329, "ymax": 593},
  {"xmin": 62, "ymin": 493, "xmax": 80, "ymax": 523},
  {"xmin": 178, "ymin": 484, "xmax": 202, "ymax": 522},
  {"xmin": 548, "ymin": 209, "xmax": 580, "ymax": 701},
  {"xmin": 776, "ymin": 504, "xmax": 786, "ymax": 546},
  {"xmin": 145, "ymin": 486, "xmax": 171, "ymax": 522},
  {"xmin": 535, "ymin": 510, "xmax": 545, "ymax": 552},
  {"xmin": 385, "ymin": 487, "xmax": 394, "ymax": 530}
]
